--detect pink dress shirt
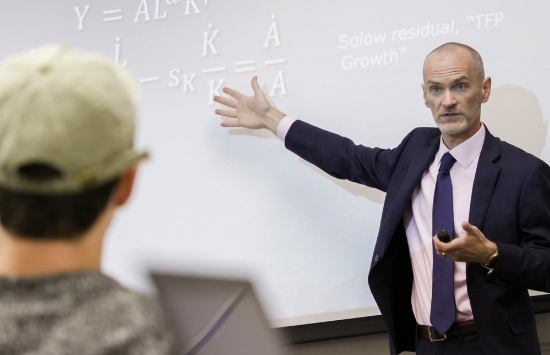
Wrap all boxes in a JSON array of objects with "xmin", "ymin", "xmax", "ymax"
[{"xmin": 277, "ymin": 116, "xmax": 486, "ymax": 326}]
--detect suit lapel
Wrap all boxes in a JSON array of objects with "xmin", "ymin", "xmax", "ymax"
[
  {"xmin": 381, "ymin": 134, "xmax": 440, "ymax": 251},
  {"xmin": 468, "ymin": 130, "xmax": 501, "ymax": 228},
  {"xmin": 397, "ymin": 135, "xmax": 440, "ymax": 203}
]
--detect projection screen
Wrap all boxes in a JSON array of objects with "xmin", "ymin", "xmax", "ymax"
[{"xmin": 0, "ymin": 0, "xmax": 548, "ymax": 327}]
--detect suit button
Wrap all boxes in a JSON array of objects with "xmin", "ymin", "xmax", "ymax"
[{"xmin": 374, "ymin": 255, "xmax": 379, "ymax": 262}]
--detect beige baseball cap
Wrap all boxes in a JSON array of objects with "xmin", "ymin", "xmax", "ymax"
[{"xmin": 0, "ymin": 45, "xmax": 148, "ymax": 194}]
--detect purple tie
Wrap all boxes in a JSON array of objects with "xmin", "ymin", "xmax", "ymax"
[{"xmin": 431, "ymin": 152, "xmax": 456, "ymax": 335}]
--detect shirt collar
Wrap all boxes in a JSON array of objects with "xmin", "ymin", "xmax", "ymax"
[{"xmin": 436, "ymin": 123, "xmax": 486, "ymax": 169}]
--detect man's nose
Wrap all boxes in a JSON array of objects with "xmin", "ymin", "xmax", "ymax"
[{"xmin": 442, "ymin": 90, "xmax": 457, "ymax": 108}]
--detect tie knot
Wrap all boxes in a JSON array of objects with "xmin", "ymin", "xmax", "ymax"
[{"xmin": 439, "ymin": 152, "xmax": 456, "ymax": 173}]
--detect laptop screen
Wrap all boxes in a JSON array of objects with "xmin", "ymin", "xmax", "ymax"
[{"xmin": 151, "ymin": 273, "xmax": 291, "ymax": 355}]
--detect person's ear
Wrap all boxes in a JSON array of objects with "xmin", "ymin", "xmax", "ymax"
[
  {"xmin": 112, "ymin": 165, "xmax": 138, "ymax": 207},
  {"xmin": 422, "ymin": 83, "xmax": 429, "ymax": 107},
  {"xmin": 481, "ymin": 77, "xmax": 492, "ymax": 103}
]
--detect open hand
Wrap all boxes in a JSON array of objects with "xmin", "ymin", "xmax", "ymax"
[{"xmin": 214, "ymin": 76, "xmax": 284, "ymax": 133}]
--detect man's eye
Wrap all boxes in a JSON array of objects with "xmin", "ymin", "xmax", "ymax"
[
  {"xmin": 431, "ymin": 87, "xmax": 440, "ymax": 93},
  {"xmin": 456, "ymin": 84, "xmax": 465, "ymax": 90}
]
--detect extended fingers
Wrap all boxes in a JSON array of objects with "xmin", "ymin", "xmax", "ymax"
[
  {"xmin": 251, "ymin": 76, "xmax": 268, "ymax": 101},
  {"xmin": 213, "ymin": 95, "xmax": 238, "ymax": 109},
  {"xmin": 251, "ymin": 76, "xmax": 261, "ymax": 94},
  {"xmin": 220, "ymin": 120, "xmax": 242, "ymax": 128},
  {"xmin": 222, "ymin": 86, "xmax": 245, "ymax": 101},
  {"xmin": 215, "ymin": 108, "xmax": 237, "ymax": 118}
]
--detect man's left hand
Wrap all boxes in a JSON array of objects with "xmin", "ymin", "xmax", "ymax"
[{"xmin": 433, "ymin": 221, "xmax": 497, "ymax": 264}]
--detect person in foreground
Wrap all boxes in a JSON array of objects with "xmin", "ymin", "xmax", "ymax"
[
  {"xmin": 214, "ymin": 42, "xmax": 550, "ymax": 355},
  {"xmin": 0, "ymin": 46, "xmax": 173, "ymax": 354}
]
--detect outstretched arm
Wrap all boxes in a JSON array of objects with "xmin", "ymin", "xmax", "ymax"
[{"xmin": 214, "ymin": 76, "xmax": 286, "ymax": 134}]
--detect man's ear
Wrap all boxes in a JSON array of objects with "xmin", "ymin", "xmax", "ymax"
[
  {"xmin": 112, "ymin": 165, "xmax": 138, "ymax": 207},
  {"xmin": 481, "ymin": 76, "xmax": 492, "ymax": 103},
  {"xmin": 422, "ymin": 83, "xmax": 429, "ymax": 107}
]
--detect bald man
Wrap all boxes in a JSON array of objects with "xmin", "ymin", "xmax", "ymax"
[{"xmin": 214, "ymin": 42, "xmax": 550, "ymax": 355}]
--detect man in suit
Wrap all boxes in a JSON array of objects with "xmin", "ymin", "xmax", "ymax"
[{"xmin": 214, "ymin": 42, "xmax": 550, "ymax": 354}]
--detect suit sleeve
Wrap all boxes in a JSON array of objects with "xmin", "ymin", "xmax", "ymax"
[
  {"xmin": 284, "ymin": 120, "xmax": 416, "ymax": 192},
  {"xmin": 486, "ymin": 160, "xmax": 550, "ymax": 292}
]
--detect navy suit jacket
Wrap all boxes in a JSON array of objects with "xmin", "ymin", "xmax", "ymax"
[{"xmin": 285, "ymin": 120, "xmax": 550, "ymax": 355}]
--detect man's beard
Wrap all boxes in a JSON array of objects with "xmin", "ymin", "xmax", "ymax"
[
  {"xmin": 435, "ymin": 112, "xmax": 473, "ymax": 134},
  {"xmin": 434, "ymin": 104, "xmax": 481, "ymax": 135}
]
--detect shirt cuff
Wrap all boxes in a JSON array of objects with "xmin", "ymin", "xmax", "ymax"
[{"xmin": 276, "ymin": 116, "xmax": 297, "ymax": 142}]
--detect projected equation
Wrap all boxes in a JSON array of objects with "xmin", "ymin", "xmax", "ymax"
[
  {"xmin": 74, "ymin": 2, "xmax": 288, "ymax": 105},
  {"xmin": 74, "ymin": 0, "xmax": 210, "ymax": 29},
  {"xmin": 166, "ymin": 16, "xmax": 287, "ymax": 105}
]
